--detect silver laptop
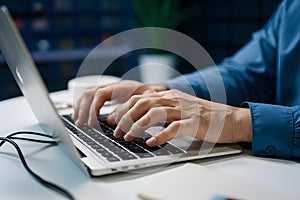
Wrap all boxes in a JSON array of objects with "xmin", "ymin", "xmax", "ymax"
[{"xmin": 0, "ymin": 6, "xmax": 242, "ymax": 176}]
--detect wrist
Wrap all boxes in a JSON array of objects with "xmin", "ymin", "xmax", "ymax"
[{"xmin": 233, "ymin": 108, "xmax": 252, "ymax": 142}]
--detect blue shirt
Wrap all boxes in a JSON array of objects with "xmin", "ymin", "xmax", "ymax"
[{"xmin": 164, "ymin": 0, "xmax": 300, "ymax": 159}]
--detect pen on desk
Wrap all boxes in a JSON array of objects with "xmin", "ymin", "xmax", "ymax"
[{"xmin": 210, "ymin": 195, "xmax": 240, "ymax": 200}]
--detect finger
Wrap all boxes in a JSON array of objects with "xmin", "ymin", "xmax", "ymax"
[
  {"xmin": 114, "ymin": 98, "xmax": 151, "ymax": 138},
  {"xmin": 88, "ymin": 87, "xmax": 113, "ymax": 126},
  {"xmin": 108, "ymin": 98, "xmax": 146, "ymax": 138},
  {"xmin": 74, "ymin": 89, "xmax": 96, "ymax": 126},
  {"xmin": 72, "ymin": 95, "xmax": 83, "ymax": 121},
  {"xmin": 143, "ymin": 89, "xmax": 156, "ymax": 94},
  {"xmin": 146, "ymin": 120, "xmax": 187, "ymax": 147},
  {"xmin": 113, "ymin": 93, "xmax": 167, "ymax": 138},
  {"xmin": 118, "ymin": 98, "xmax": 155, "ymax": 132},
  {"xmin": 114, "ymin": 95, "xmax": 167, "ymax": 138},
  {"xmin": 112, "ymin": 95, "xmax": 148, "ymax": 137},
  {"xmin": 124, "ymin": 107, "xmax": 181, "ymax": 141},
  {"xmin": 117, "ymin": 92, "xmax": 183, "ymax": 139},
  {"xmin": 107, "ymin": 92, "xmax": 158, "ymax": 126},
  {"xmin": 127, "ymin": 92, "xmax": 164, "ymax": 107},
  {"xmin": 107, "ymin": 102, "xmax": 130, "ymax": 126},
  {"xmin": 107, "ymin": 93, "xmax": 150, "ymax": 126}
]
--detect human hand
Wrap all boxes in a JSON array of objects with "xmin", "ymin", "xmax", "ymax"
[
  {"xmin": 109, "ymin": 89, "xmax": 252, "ymax": 147},
  {"xmin": 72, "ymin": 80, "xmax": 168, "ymax": 126}
]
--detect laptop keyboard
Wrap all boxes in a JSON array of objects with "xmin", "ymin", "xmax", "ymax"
[{"xmin": 61, "ymin": 114, "xmax": 184, "ymax": 163}]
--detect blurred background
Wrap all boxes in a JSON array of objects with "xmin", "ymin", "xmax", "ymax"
[{"xmin": 0, "ymin": 0, "xmax": 281, "ymax": 101}]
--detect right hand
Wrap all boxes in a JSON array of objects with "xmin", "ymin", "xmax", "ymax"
[{"xmin": 72, "ymin": 80, "xmax": 167, "ymax": 127}]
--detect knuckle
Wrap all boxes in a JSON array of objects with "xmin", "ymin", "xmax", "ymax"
[
  {"xmin": 171, "ymin": 121, "xmax": 181, "ymax": 130},
  {"xmin": 121, "ymin": 112, "xmax": 133, "ymax": 124},
  {"xmin": 165, "ymin": 107, "xmax": 179, "ymax": 121},
  {"xmin": 149, "ymin": 107, "xmax": 163, "ymax": 117},
  {"xmin": 130, "ymin": 123, "xmax": 143, "ymax": 134},
  {"xmin": 138, "ymin": 115, "xmax": 152, "ymax": 127},
  {"xmin": 117, "ymin": 118, "xmax": 129, "ymax": 132},
  {"xmin": 159, "ymin": 131, "xmax": 168, "ymax": 140},
  {"xmin": 115, "ymin": 105, "xmax": 128, "ymax": 119},
  {"xmin": 170, "ymin": 89, "xmax": 179, "ymax": 93},
  {"xmin": 94, "ymin": 89, "xmax": 105, "ymax": 98},
  {"xmin": 158, "ymin": 130, "xmax": 174, "ymax": 143},
  {"xmin": 83, "ymin": 88, "xmax": 94, "ymax": 97},
  {"xmin": 129, "ymin": 95, "xmax": 141, "ymax": 106},
  {"xmin": 135, "ymin": 98, "xmax": 149, "ymax": 108},
  {"xmin": 131, "ymin": 94, "xmax": 141, "ymax": 101},
  {"xmin": 149, "ymin": 107, "xmax": 169, "ymax": 123},
  {"xmin": 169, "ymin": 89, "xmax": 180, "ymax": 94}
]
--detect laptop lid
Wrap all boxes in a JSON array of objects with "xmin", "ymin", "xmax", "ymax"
[
  {"xmin": 0, "ymin": 6, "xmax": 243, "ymax": 177},
  {"xmin": 0, "ymin": 5, "xmax": 89, "ymax": 176}
]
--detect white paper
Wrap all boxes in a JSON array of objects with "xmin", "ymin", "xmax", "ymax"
[{"xmin": 138, "ymin": 163, "xmax": 296, "ymax": 200}]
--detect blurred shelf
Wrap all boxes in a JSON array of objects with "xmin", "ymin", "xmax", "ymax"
[
  {"xmin": 0, "ymin": 0, "xmax": 134, "ymax": 100},
  {"xmin": 0, "ymin": 45, "xmax": 130, "ymax": 63}
]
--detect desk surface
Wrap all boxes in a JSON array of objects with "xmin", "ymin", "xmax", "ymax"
[{"xmin": 1, "ymin": 91, "xmax": 300, "ymax": 200}]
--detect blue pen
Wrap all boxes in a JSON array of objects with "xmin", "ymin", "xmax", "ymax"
[{"xmin": 211, "ymin": 195, "xmax": 240, "ymax": 200}]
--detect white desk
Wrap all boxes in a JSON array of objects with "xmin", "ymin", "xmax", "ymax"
[{"xmin": 1, "ymin": 91, "xmax": 300, "ymax": 200}]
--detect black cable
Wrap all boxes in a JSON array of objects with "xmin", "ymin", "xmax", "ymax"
[
  {"xmin": 0, "ymin": 133, "xmax": 75, "ymax": 200},
  {"xmin": 7, "ymin": 136, "xmax": 57, "ymax": 144},
  {"xmin": 0, "ymin": 131, "xmax": 54, "ymax": 147}
]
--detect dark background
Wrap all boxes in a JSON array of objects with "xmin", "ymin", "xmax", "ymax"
[{"xmin": 0, "ymin": 0, "xmax": 281, "ymax": 100}]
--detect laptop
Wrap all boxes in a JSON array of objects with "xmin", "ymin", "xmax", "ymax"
[{"xmin": 0, "ymin": 6, "xmax": 242, "ymax": 176}]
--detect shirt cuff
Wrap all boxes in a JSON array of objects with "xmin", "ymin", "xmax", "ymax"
[{"xmin": 245, "ymin": 102, "xmax": 293, "ymax": 158}]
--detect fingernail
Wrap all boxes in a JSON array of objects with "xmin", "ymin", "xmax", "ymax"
[
  {"xmin": 146, "ymin": 137, "xmax": 157, "ymax": 146},
  {"xmin": 87, "ymin": 118, "xmax": 93, "ymax": 126},
  {"xmin": 114, "ymin": 127, "xmax": 122, "ymax": 138},
  {"xmin": 107, "ymin": 112, "xmax": 116, "ymax": 125},
  {"xmin": 75, "ymin": 119, "xmax": 82, "ymax": 127},
  {"xmin": 124, "ymin": 132, "xmax": 134, "ymax": 141}
]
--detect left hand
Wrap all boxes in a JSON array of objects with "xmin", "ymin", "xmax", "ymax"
[
  {"xmin": 107, "ymin": 89, "xmax": 252, "ymax": 147},
  {"xmin": 72, "ymin": 80, "xmax": 166, "ymax": 126}
]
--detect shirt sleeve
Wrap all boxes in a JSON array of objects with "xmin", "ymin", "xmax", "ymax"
[
  {"xmin": 164, "ymin": 1, "xmax": 300, "ymax": 159},
  {"xmin": 164, "ymin": 1, "xmax": 284, "ymax": 107},
  {"xmin": 245, "ymin": 102, "xmax": 300, "ymax": 158}
]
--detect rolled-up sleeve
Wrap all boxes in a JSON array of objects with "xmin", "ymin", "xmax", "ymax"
[{"xmin": 246, "ymin": 102, "xmax": 300, "ymax": 158}]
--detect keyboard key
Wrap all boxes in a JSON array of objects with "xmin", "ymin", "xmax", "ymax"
[
  {"xmin": 101, "ymin": 152, "xmax": 113, "ymax": 158},
  {"xmin": 61, "ymin": 114, "xmax": 183, "ymax": 162},
  {"xmin": 106, "ymin": 156, "xmax": 120, "ymax": 162},
  {"xmin": 136, "ymin": 153, "xmax": 154, "ymax": 158},
  {"xmin": 91, "ymin": 144, "xmax": 101, "ymax": 149},
  {"xmin": 109, "ymin": 146, "xmax": 126, "ymax": 154},
  {"xmin": 162, "ymin": 144, "xmax": 185, "ymax": 154},
  {"xmin": 134, "ymin": 138, "xmax": 170, "ymax": 156},
  {"xmin": 118, "ymin": 152, "xmax": 137, "ymax": 160},
  {"xmin": 96, "ymin": 148, "xmax": 107, "ymax": 154},
  {"xmin": 122, "ymin": 142, "xmax": 154, "ymax": 158},
  {"xmin": 150, "ymin": 148, "xmax": 171, "ymax": 156},
  {"xmin": 98, "ymin": 114, "xmax": 109, "ymax": 122}
]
